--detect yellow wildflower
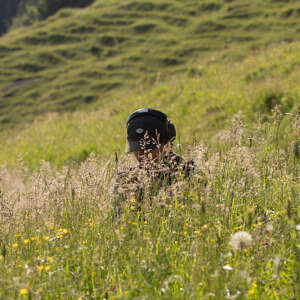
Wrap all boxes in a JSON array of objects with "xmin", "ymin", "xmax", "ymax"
[
  {"xmin": 82, "ymin": 240, "xmax": 88, "ymax": 245},
  {"xmin": 44, "ymin": 236, "xmax": 50, "ymax": 241},
  {"xmin": 23, "ymin": 239, "xmax": 30, "ymax": 244},
  {"xmin": 62, "ymin": 229, "xmax": 68, "ymax": 234},
  {"xmin": 38, "ymin": 265, "xmax": 44, "ymax": 271},
  {"xmin": 165, "ymin": 247, "xmax": 170, "ymax": 252},
  {"xmin": 130, "ymin": 206, "xmax": 135, "ymax": 211},
  {"xmin": 12, "ymin": 243, "xmax": 18, "ymax": 249},
  {"xmin": 31, "ymin": 237, "xmax": 36, "ymax": 241},
  {"xmin": 19, "ymin": 288, "xmax": 28, "ymax": 295},
  {"xmin": 15, "ymin": 234, "xmax": 22, "ymax": 238},
  {"xmin": 45, "ymin": 265, "xmax": 51, "ymax": 271},
  {"xmin": 130, "ymin": 197, "xmax": 135, "ymax": 203},
  {"xmin": 46, "ymin": 257, "xmax": 52, "ymax": 261},
  {"xmin": 144, "ymin": 221, "xmax": 148, "ymax": 225},
  {"xmin": 248, "ymin": 289, "xmax": 255, "ymax": 295}
]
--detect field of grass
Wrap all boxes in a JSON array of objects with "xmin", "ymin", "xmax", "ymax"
[
  {"xmin": 0, "ymin": 111, "xmax": 299, "ymax": 299},
  {"xmin": 1, "ymin": 0, "xmax": 300, "ymax": 129},
  {"xmin": 0, "ymin": 41, "xmax": 299, "ymax": 168},
  {"xmin": 0, "ymin": 1, "xmax": 299, "ymax": 299},
  {"xmin": 0, "ymin": 37, "xmax": 299, "ymax": 300}
]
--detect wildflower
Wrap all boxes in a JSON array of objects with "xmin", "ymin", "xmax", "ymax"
[
  {"xmin": 266, "ymin": 224, "xmax": 274, "ymax": 232},
  {"xmin": 184, "ymin": 231, "xmax": 187, "ymax": 235},
  {"xmin": 229, "ymin": 231, "xmax": 252, "ymax": 251},
  {"xmin": 248, "ymin": 289, "xmax": 255, "ymax": 295},
  {"xmin": 82, "ymin": 240, "xmax": 88, "ymax": 245},
  {"xmin": 12, "ymin": 243, "xmax": 18, "ymax": 249},
  {"xmin": 44, "ymin": 236, "xmax": 50, "ymax": 241},
  {"xmin": 45, "ymin": 265, "xmax": 51, "ymax": 271},
  {"xmin": 23, "ymin": 239, "xmax": 30, "ymax": 244},
  {"xmin": 38, "ymin": 265, "xmax": 44, "ymax": 271},
  {"xmin": 31, "ymin": 237, "xmax": 37, "ymax": 241},
  {"xmin": 19, "ymin": 288, "xmax": 28, "ymax": 295},
  {"xmin": 144, "ymin": 221, "xmax": 148, "ymax": 225},
  {"xmin": 15, "ymin": 234, "xmax": 22, "ymax": 238},
  {"xmin": 223, "ymin": 264, "xmax": 233, "ymax": 271},
  {"xmin": 168, "ymin": 204, "xmax": 172, "ymax": 208},
  {"xmin": 296, "ymin": 224, "xmax": 300, "ymax": 231},
  {"xmin": 257, "ymin": 222, "xmax": 263, "ymax": 227},
  {"xmin": 252, "ymin": 283, "xmax": 257, "ymax": 289},
  {"xmin": 130, "ymin": 197, "xmax": 135, "ymax": 203},
  {"xmin": 130, "ymin": 206, "xmax": 135, "ymax": 211},
  {"xmin": 166, "ymin": 247, "xmax": 170, "ymax": 252},
  {"xmin": 46, "ymin": 257, "xmax": 52, "ymax": 262}
]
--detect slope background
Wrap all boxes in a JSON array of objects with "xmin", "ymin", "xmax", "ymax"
[
  {"xmin": 1, "ymin": 0, "xmax": 300, "ymax": 128},
  {"xmin": 0, "ymin": 0, "xmax": 300, "ymax": 168}
]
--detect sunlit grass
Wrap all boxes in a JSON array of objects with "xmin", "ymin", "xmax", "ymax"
[{"xmin": 0, "ymin": 114, "xmax": 299, "ymax": 299}]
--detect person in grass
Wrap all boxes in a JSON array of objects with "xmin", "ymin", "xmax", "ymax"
[{"xmin": 112, "ymin": 108, "xmax": 194, "ymax": 216}]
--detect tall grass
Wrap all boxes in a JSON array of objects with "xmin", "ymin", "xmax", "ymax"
[{"xmin": 0, "ymin": 113, "xmax": 299, "ymax": 299}]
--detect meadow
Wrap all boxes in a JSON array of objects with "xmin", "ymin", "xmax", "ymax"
[
  {"xmin": 0, "ymin": 111, "xmax": 299, "ymax": 299},
  {"xmin": 0, "ymin": 41, "xmax": 299, "ymax": 298},
  {"xmin": 0, "ymin": 0, "xmax": 300, "ymax": 299}
]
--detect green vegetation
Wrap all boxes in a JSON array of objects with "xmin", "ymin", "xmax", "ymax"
[
  {"xmin": 0, "ymin": 41, "xmax": 299, "ymax": 168},
  {"xmin": 0, "ymin": 1, "xmax": 299, "ymax": 299},
  {"xmin": 0, "ymin": 111, "xmax": 299, "ymax": 299},
  {"xmin": 1, "ymin": 0, "xmax": 300, "ymax": 130}
]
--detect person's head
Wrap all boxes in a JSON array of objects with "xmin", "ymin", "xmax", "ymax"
[{"xmin": 125, "ymin": 108, "xmax": 176, "ymax": 163}]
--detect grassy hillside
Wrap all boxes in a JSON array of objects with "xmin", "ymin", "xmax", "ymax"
[
  {"xmin": 0, "ymin": 40, "xmax": 299, "ymax": 168},
  {"xmin": 1, "ymin": 0, "xmax": 300, "ymax": 129},
  {"xmin": 0, "ymin": 92, "xmax": 299, "ymax": 299}
]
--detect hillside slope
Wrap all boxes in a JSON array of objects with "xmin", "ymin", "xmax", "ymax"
[
  {"xmin": 0, "ymin": 40, "xmax": 299, "ymax": 168},
  {"xmin": 1, "ymin": 0, "xmax": 300, "ymax": 129}
]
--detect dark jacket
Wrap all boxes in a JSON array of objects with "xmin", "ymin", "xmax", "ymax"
[{"xmin": 111, "ymin": 152, "xmax": 194, "ymax": 216}]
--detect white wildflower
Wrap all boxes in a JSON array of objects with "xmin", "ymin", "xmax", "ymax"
[
  {"xmin": 229, "ymin": 231, "xmax": 252, "ymax": 251},
  {"xmin": 266, "ymin": 224, "xmax": 274, "ymax": 232},
  {"xmin": 296, "ymin": 224, "xmax": 300, "ymax": 231},
  {"xmin": 223, "ymin": 265, "xmax": 233, "ymax": 271}
]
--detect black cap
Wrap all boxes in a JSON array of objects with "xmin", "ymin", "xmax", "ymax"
[{"xmin": 126, "ymin": 111, "xmax": 169, "ymax": 153}]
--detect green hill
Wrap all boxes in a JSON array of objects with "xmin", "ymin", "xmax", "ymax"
[
  {"xmin": 0, "ymin": 40, "xmax": 299, "ymax": 168},
  {"xmin": 1, "ymin": 0, "xmax": 300, "ymax": 129}
]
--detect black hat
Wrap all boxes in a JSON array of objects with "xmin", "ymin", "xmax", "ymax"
[{"xmin": 125, "ymin": 108, "xmax": 176, "ymax": 153}]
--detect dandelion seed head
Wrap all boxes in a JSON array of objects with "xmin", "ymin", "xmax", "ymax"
[{"xmin": 229, "ymin": 231, "xmax": 252, "ymax": 251}]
